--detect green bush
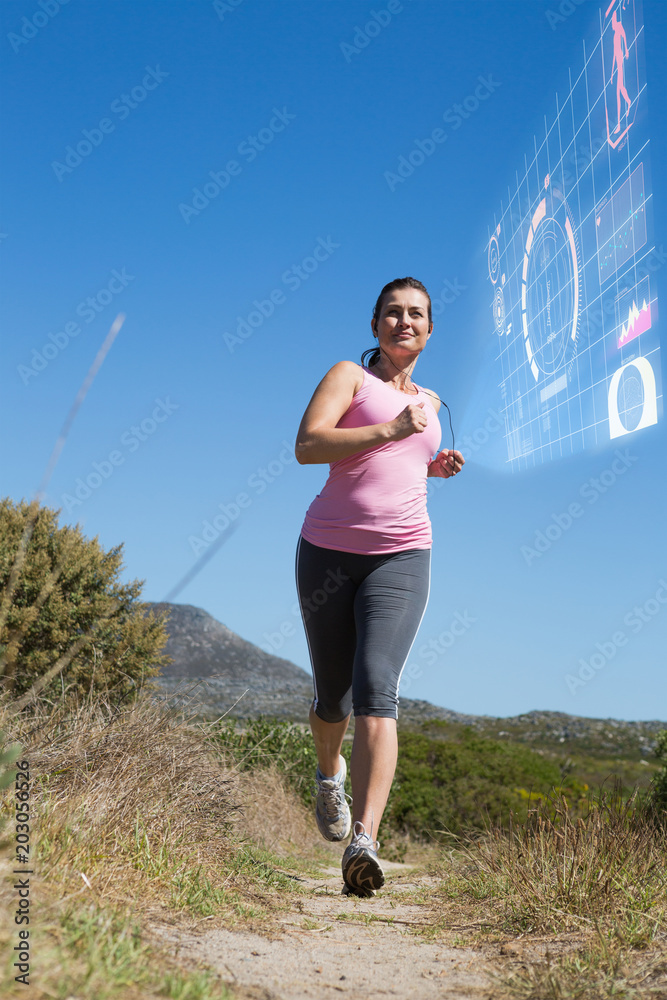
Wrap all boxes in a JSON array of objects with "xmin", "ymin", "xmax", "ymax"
[
  {"xmin": 648, "ymin": 729, "xmax": 667, "ymax": 819},
  {"xmin": 0, "ymin": 498, "xmax": 170, "ymax": 704},
  {"xmin": 388, "ymin": 728, "xmax": 573, "ymax": 838},
  {"xmin": 213, "ymin": 717, "xmax": 322, "ymax": 807}
]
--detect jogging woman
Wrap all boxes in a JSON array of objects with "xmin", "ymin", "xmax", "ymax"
[{"xmin": 294, "ymin": 276, "xmax": 464, "ymax": 896}]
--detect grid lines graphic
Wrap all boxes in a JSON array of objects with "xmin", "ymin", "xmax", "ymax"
[{"xmin": 487, "ymin": 0, "xmax": 661, "ymax": 469}]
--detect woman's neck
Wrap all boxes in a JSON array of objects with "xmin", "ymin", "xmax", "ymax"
[{"xmin": 371, "ymin": 351, "xmax": 418, "ymax": 392}]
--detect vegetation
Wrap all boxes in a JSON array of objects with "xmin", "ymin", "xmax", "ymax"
[
  {"xmin": 390, "ymin": 727, "xmax": 589, "ymax": 838},
  {"xmin": 214, "ymin": 716, "xmax": 594, "ymax": 841},
  {"xmin": 213, "ymin": 715, "xmax": 321, "ymax": 806},
  {"xmin": 0, "ymin": 694, "xmax": 305, "ymax": 999},
  {"xmin": 648, "ymin": 729, "xmax": 667, "ymax": 817},
  {"xmin": 1, "ymin": 699, "xmax": 665, "ymax": 999},
  {"xmin": 0, "ymin": 498, "xmax": 170, "ymax": 703},
  {"xmin": 431, "ymin": 784, "xmax": 667, "ymax": 998}
]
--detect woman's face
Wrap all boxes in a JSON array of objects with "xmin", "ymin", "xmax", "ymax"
[{"xmin": 373, "ymin": 288, "xmax": 432, "ymax": 358}]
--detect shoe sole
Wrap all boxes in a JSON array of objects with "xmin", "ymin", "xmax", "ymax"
[
  {"xmin": 342, "ymin": 849, "xmax": 385, "ymax": 894},
  {"xmin": 342, "ymin": 881, "xmax": 375, "ymax": 898}
]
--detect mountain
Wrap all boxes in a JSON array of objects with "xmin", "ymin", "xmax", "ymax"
[
  {"xmin": 147, "ymin": 602, "xmax": 666, "ymax": 756},
  {"xmin": 148, "ymin": 602, "xmax": 314, "ymax": 720}
]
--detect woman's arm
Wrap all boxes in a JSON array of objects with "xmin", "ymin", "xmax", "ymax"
[{"xmin": 295, "ymin": 361, "xmax": 428, "ymax": 465}]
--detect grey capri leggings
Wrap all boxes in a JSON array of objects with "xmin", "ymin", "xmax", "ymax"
[{"xmin": 295, "ymin": 534, "xmax": 431, "ymax": 722}]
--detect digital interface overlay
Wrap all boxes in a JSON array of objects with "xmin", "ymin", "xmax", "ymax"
[{"xmin": 487, "ymin": 0, "xmax": 661, "ymax": 468}]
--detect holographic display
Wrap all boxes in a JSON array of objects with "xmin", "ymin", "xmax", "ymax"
[{"xmin": 487, "ymin": 0, "xmax": 661, "ymax": 468}]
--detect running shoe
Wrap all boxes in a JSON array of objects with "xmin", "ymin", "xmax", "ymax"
[
  {"xmin": 313, "ymin": 755, "xmax": 352, "ymax": 842},
  {"xmin": 341, "ymin": 820, "xmax": 385, "ymax": 896}
]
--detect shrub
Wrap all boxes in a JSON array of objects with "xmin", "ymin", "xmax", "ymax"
[
  {"xmin": 213, "ymin": 717, "xmax": 321, "ymax": 808},
  {"xmin": 387, "ymin": 728, "xmax": 572, "ymax": 838},
  {"xmin": 0, "ymin": 498, "xmax": 170, "ymax": 704},
  {"xmin": 648, "ymin": 729, "xmax": 667, "ymax": 820}
]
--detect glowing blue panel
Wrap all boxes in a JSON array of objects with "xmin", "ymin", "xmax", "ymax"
[{"xmin": 487, "ymin": 0, "xmax": 661, "ymax": 469}]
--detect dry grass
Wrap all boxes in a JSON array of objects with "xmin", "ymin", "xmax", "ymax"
[
  {"xmin": 1, "ymin": 693, "xmax": 242, "ymax": 908},
  {"xmin": 233, "ymin": 760, "xmax": 323, "ymax": 857},
  {"xmin": 430, "ymin": 788, "xmax": 667, "ymax": 998},
  {"xmin": 0, "ymin": 692, "xmax": 313, "ymax": 998}
]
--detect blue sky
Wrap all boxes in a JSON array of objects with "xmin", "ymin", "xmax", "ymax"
[{"xmin": 1, "ymin": 0, "xmax": 665, "ymax": 722}]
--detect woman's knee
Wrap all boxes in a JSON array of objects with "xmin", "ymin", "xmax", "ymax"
[{"xmin": 313, "ymin": 697, "xmax": 352, "ymax": 725}]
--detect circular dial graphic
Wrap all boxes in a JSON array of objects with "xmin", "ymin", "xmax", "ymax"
[
  {"xmin": 493, "ymin": 286, "xmax": 505, "ymax": 334},
  {"xmin": 488, "ymin": 234, "xmax": 500, "ymax": 284},
  {"xmin": 521, "ymin": 182, "xmax": 581, "ymax": 380}
]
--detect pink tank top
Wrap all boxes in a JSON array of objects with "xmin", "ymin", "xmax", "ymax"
[{"xmin": 300, "ymin": 365, "xmax": 442, "ymax": 554}]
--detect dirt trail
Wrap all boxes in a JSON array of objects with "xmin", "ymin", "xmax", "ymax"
[{"xmin": 152, "ymin": 858, "xmax": 566, "ymax": 1000}]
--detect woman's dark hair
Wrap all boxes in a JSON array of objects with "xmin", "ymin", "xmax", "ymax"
[{"xmin": 360, "ymin": 276, "xmax": 432, "ymax": 368}]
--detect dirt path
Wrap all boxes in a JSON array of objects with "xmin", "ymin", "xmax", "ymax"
[{"xmin": 151, "ymin": 859, "xmax": 571, "ymax": 1000}]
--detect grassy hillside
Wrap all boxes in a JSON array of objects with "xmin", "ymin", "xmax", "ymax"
[
  {"xmin": 410, "ymin": 717, "xmax": 662, "ymax": 804},
  {"xmin": 2, "ymin": 698, "xmax": 666, "ymax": 999},
  {"xmin": 212, "ymin": 714, "xmax": 664, "ymax": 856}
]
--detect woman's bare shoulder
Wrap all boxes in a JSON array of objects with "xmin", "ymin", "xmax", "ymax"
[
  {"xmin": 420, "ymin": 387, "xmax": 442, "ymax": 413},
  {"xmin": 323, "ymin": 359, "xmax": 365, "ymax": 393}
]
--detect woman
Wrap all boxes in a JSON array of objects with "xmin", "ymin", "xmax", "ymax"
[{"xmin": 294, "ymin": 276, "xmax": 464, "ymax": 896}]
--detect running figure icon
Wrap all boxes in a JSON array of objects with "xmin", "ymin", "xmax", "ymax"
[{"xmin": 611, "ymin": 9, "xmax": 631, "ymax": 134}]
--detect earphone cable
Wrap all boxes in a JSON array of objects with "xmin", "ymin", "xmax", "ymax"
[{"xmin": 375, "ymin": 345, "xmax": 456, "ymax": 454}]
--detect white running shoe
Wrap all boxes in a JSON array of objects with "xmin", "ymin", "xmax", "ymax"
[
  {"xmin": 313, "ymin": 755, "xmax": 352, "ymax": 842},
  {"xmin": 341, "ymin": 820, "xmax": 385, "ymax": 896}
]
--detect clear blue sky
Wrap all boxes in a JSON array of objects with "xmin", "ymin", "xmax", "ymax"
[{"xmin": 2, "ymin": 0, "xmax": 665, "ymax": 722}]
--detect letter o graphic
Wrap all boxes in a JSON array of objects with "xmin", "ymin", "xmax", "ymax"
[
  {"xmin": 365, "ymin": 20, "xmax": 380, "ymax": 36},
  {"xmin": 247, "ymin": 310, "xmax": 263, "ymax": 328},
  {"xmin": 268, "ymin": 459, "xmax": 283, "ymax": 477},
  {"xmin": 77, "ymin": 139, "xmax": 93, "ymax": 156},
  {"xmin": 644, "ymin": 598, "xmax": 659, "ymax": 616},
  {"xmin": 409, "ymin": 149, "xmax": 425, "ymax": 167},
  {"xmin": 464, "ymin": 95, "xmax": 479, "ymax": 113},
  {"xmin": 141, "ymin": 417, "xmax": 157, "ymax": 435},
  {"xmin": 203, "ymin": 181, "xmax": 219, "ymax": 199},
  {"xmin": 87, "ymin": 472, "xmax": 102, "ymax": 489},
  {"xmin": 302, "ymin": 256, "xmax": 317, "ymax": 273},
  {"xmin": 42, "ymin": 343, "xmax": 58, "ymax": 360}
]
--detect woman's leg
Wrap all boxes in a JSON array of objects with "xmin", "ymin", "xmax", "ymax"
[
  {"xmin": 350, "ymin": 548, "xmax": 431, "ymax": 840},
  {"xmin": 296, "ymin": 536, "xmax": 359, "ymax": 842},
  {"xmin": 309, "ymin": 702, "xmax": 351, "ymax": 778},
  {"xmin": 295, "ymin": 536, "xmax": 357, "ymax": 731},
  {"xmin": 350, "ymin": 716, "xmax": 397, "ymax": 836}
]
